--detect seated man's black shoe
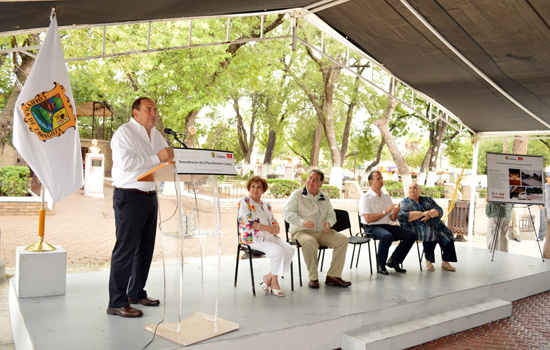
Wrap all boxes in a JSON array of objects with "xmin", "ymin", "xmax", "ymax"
[
  {"xmin": 377, "ymin": 266, "xmax": 389, "ymax": 275},
  {"xmin": 386, "ymin": 260, "xmax": 407, "ymax": 273},
  {"xmin": 325, "ymin": 276, "xmax": 352, "ymax": 287}
]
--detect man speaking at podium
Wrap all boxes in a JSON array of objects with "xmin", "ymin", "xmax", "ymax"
[{"xmin": 107, "ymin": 97, "xmax": 174, "ymax": 318}]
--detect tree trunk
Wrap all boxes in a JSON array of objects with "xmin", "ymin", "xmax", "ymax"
[
  {"xmin": 512, "ymin": 136, "xmax": 528, "ymax": 155},
  {"xmin": 321, "ymin": 69, "xmax": 342, "ymax": 167},
  {"xmin": 374, "ymin": 80, "xmax": 411, "ymax": 191},
  {"xmin": 310, "ymin": 121, "xmax": 322, "ymax": 168},
  {"xmin": 419, "ymin": 148, "xmax": 431, "ymax": 174},
  {"xmin": 234, "ymin": 96, "xmax": 256, "ymax": 167},
  {"xmin": 503, "ymin": 136, "xmax": 508, "ymax": 153},
  {"xmin": 262, "ymin": 129, "xmax": 277, "ymax": 177},
  {"xmin": 297, "ymin": 46, "xmax": 343, "ymax": 168},
  {"xmin": 183, "ymin": 110, "xmax": 199, "ymax": 147},
  {"xmin": 361, "ymin": 138, "xmax": 385, "ymax": 185},
  {"xmin": 428, "ymin": 119, "xmax": 448, "ymax": 170},
  {"xmin": 419, "ymin": 111, "xmax": 448, "ymax": 183}
]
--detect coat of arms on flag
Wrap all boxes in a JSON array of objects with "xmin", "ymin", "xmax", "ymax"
[{"xmin": 21, "ymin": 82, "xmax": 76, "ymax": 141}]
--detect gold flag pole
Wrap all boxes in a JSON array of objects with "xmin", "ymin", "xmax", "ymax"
[{"xmin": 25, "ymin": 184, "xmax": 56, "ymax": 252}]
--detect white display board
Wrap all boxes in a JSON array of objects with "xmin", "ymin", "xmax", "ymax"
[
  {"xmin": 486, "ymin": 152, "xmax": 544, "ymax": 205},
  {"xmin": 174, "ymin": 148, "xmax": 237, "ymax": 176}
]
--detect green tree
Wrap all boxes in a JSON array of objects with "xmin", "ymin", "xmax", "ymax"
[
  {"xmin": 199, "ymin": 116, "xmax": 244, "ymax": 162},
  {"xmin": 0, "ymin": 34, "xmax": 40, "ymax": 144}
]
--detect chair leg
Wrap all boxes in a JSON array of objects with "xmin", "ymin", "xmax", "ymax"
[
  {"xmin": 317, "ymin": 249, "xmax": 322, "ymax": 271},
  {"xmin": 297, "ymin": 246, "xmax": 303, "ymax": 286},
  {"xmin": 357, "ymin": 245, "xmax": 364, "ymax": 268},
  {"xmin": 416, "ymin": 241, "xmax": 423, "ymax": 272},
  {"xmin": 248, "ymin": 252, "xmax": 256, "ymax": 296},
  {"xmin": 318, "ymin": 250, "xmax": 326, "ymax": 272},
  {"xmin": 234, "ymin": 246, "xmax": 240, "ymax": 287},
  {"xmin": 367, "ymin": 242, "xmax": 373, "ymax": 275},
  {"xmin": 290, "ymin": 261, "xmax": 294, "ymax": 291},
  {"xmin": 373, "ymin": 240, "xmax": 379, "ymax": 270},
  {"xmin": 350, "ymin": 245, "xmax": 356, "ymax": 269}
]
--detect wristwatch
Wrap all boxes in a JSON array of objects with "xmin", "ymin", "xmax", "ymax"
[{"xmin": 382, "ymin": 210, "xmax": 386, "ymax": 215}]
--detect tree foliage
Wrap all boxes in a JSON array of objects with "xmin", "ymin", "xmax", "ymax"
[{"xmin": 0, "ymin": 14, "xmax": 462, "ymax": 183}]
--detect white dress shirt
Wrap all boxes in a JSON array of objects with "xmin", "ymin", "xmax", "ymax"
[
  {"xmin": 111, "ymin": 117, "xmax": 169, "ymax": 191},
  {"xmin": 358, "ymin": 188, "xmax": 394, "ymax": 225}
]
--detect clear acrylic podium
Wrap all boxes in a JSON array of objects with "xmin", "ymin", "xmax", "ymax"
[{"xmin": 137, "ymin": 157, "xmax": 238, "ymax": 346}]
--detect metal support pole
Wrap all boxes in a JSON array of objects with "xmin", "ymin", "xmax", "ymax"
[
  {"xmin": 25, "ymin": 184, "xmax": 56, "ymax": 252},
  {"xmin": 467, "ymin": 137, "xmax": 479, "ymax": 242}
]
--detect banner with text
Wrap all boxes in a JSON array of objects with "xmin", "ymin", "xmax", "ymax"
[
  {"xmin": 486, "ymin": 152, "xmax": 544, "ymax": 205},
  {"xmin": 174, "ymin": 148, "xmax": 237, "ymax": 176}
]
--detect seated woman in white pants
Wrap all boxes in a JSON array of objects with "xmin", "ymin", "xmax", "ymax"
[{"xmin": 238, "ymin": 176, "xmax": 295, "ymax": 297}]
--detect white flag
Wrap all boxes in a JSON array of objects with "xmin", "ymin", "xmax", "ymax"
[{"xmin": 13, "ymin": 15, "xmax": 83, "ymax": 203}]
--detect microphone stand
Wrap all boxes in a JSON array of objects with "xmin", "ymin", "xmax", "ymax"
[{"xmin": 171, "ymin": 134, "xmax": 188, "ymax": 149}]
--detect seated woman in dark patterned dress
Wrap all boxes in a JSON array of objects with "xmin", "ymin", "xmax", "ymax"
[{"xmin": 398, "ymin": 182, "xmax": 457, "ymax": 272}]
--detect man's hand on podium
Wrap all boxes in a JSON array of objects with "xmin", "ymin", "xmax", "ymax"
[{"xmin": 158, "ymin": 147, "xmax": 174, "ymax": 162}]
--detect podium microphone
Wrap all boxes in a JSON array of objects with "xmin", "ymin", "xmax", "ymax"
[{"xmin": 164, "ymin": 128, "xmax": 188, "ymax": 148}]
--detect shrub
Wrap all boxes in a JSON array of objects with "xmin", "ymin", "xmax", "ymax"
[
  {"xmin": 0, "ymin": 166, "xmax": 30, "ymax": 196},
  {"xmin": 321, "ymin": 185, "xmax": 340, "ymax": 199},
  {"xmin": 419, "ymin": 185, "xmax": 445, "ymax": 199},
  {"xmin": 267, "ymin": 179, "xmax": 301, "ymax": 198},
  {"xmin": 383, "ymin": 180, "xmax": 404, "ymax": 197}
]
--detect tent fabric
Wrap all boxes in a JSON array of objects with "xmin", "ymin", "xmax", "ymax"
[
  {"xmin": 2, "ymin": 0, "xmax": 550, "ymax": 133},
  {"xmin": 315, "ymin": 0, "xmax": 550, "ymax": 133}
]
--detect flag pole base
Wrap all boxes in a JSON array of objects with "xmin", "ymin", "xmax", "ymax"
[{"xmin": 25, "ymin": 237, "xmax": 56, "ymax": 252}]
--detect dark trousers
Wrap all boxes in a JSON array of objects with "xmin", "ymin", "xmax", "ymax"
[
  {"xmin": 423, "ymin": 240, "xmax": 457, "ymax": 263},
  {"xmin": 108, "ymin": 189, "xmax": 158, "ymax": 308},
  {"xmin": 365, "ymin": 224, "xmax": 417, "ymax": 267}
]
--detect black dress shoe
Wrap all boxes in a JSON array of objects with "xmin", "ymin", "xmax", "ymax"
[
  {"xmin": 308, "ymin": 280, "xmax": 320, "ymax": 289},
  {"xmin": 377, "ymin": 266, "xmax": 389, "ymax": 275},
  {"xmin": 128, "ymin": 296, "xmax": 160, "ymax": 306},
  {"xmin": 325, "ymin": 276, "xmax": 352, "ymax": 287},
  {"xmin": 106, "ymin": 306, "xmax": 143, "ymax": 318},
  {"xmin": 387, "ymin": 260, "xmax": 407, "ymax": 273},
  {"xmin": 392, "ymin": 265, "xmax": 407, "ymax": 273}
]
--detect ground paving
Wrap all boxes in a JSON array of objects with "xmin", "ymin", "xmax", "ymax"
[{"xmin": 0, "ymin": 184, "xmax": 547, "ymax": 349}]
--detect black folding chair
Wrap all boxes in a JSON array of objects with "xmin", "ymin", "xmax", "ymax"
[
  {"xmin": 234, "ymin": 220, "xmax": 266, "ymax": 296},
  {"xmin": 358, "ymin": 214, "xmax": 423, "ymax": 272},
  {"xmin": 314, "ymin": 209, "xmax": 373, "ymax": 274},
  {"xmin": 235, "ymin": 220, "xmax": 295, "ymax": 294}
]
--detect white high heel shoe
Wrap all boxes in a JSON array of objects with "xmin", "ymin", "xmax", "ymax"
[{"xmin": 271, "ymin": 289, "xmax": 285, "ymax": 297}]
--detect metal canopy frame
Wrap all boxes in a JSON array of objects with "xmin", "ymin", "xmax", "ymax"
[{"xmin": 1, "ymin": 5, "xmax": 476, "ymax": 139}]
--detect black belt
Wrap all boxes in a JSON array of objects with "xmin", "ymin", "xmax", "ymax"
[{"xmin": 115, "ymin": 187, "xmax": 156, "ymax": 196}]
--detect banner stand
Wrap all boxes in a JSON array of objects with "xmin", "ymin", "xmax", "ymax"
[{"xmin": 486, "ymin": 152, "xmax": 545, "ymax": 262}]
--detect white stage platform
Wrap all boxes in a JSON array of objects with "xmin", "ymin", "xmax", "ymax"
[{"xmin": 9, "ymin": 244, "xmax": 550, "ymax": 350}]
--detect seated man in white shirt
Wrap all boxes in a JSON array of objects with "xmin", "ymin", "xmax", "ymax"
[{"xmin": 358, "ymin": 171, "xmax": 417, "ymax": 275}]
